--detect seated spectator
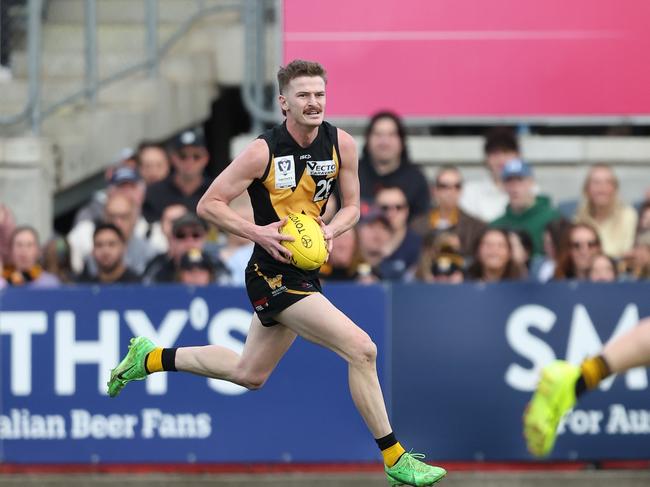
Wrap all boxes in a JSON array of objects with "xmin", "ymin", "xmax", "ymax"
[
  {"xmin": 588, "ymin": 254, "xmax": 618, "ymax": 283},
  {"xmin": 42, "ymin": 236, "xmax": 74, "ymax": 284},
  {"xmin": 143, "ymin": 213, "xmax": 227, "ymax": 283},
  {"xmin": 136, "ymin": 141, "xmax": 171, "ymax": 186},
  {"xmin": 636, "ymin": 201, "xmax": 650, "ymax": 237},
  {"xmin": 414, "ymin": 231, "xmax": 462, "ymax": 283},
  {"xmin": 533, "ymin": 218, "xmax": 572, "ymax": 282},
  {"xmin": 77, "ymin": 223, "xmax": 140, "ymax": 284},
  {"xmin": 356, "ymin": 208, "xmax": 393, "ymax": 283},
  {"xmin": 74, "ymin": 157, "xmax": 144, "ymax": 226},
  {"xmin": 216, "ymin": 196, "xmax": 254, "ymax": 286},
  {"xmin": 430, "ymin": 246, "xmax": 465, "ymax": 284},
  {"xmin": 466, "ymin": 228, "xmax": 524, "ymax": 282},
  {"xmin": 554, "ymin": 223, "xmax": 602, "ymax": 280},
  {"xmin": 622, "ymin": 231, "xmax": 650, "ymax": 280},
  {"xmin": 422, "ymin": 165, "xmax": 486, "ymax": 257},
  {"xmin": 358, "ymin": 112, "xmax": 430, "ymax": 221},
  {"xmin": 0, "ymin": 203, "xmax": 16, "ymax": 263},
  {"xmin": 374, "ymin": 187, "xmax": 421, "ymax": 281},
  {"xmin": 460, "ymin": 128, "xmax": 518, "ymax": 222},
  {"xmin": 492, "ymin": 159, "xmax": 561, "ymax": 256},
  {"xmin": 319, "ymin": 229, "xmax": 361, "ymax": 281},
  {"xmin": 69, "ymin": 193, "xmax": 157, "ymax": 276},
  {"xmin": 2, "ymin": 226, "xmax": 60, "ymax": 288},
  {"xmin": 575, "ymin": 164, "xmax": 637, "ymax": 258},
  {"xmin": 508, "ymin": 230, "xmax": 535, "ymax": 280},
  {"xmin": 178, "ymin": 248, "xmax": 216, "ymax": 286},
  {"xmin": 142, "ymin": 129, "xmax": 212, "ymax": 223}
]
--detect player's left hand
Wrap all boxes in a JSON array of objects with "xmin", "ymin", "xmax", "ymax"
[{"xmin": 317, "ymin": 216, "xmax": 334, "ymax": 258}]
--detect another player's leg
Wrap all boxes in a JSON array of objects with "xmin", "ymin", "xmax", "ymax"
[
  {"xmin": 524, "ymin": 318, "xmax": 650, "ymax": 457},
  {"xmin": 276, "ymin": 293, "xmax": 446, "ymax": 486},
  {"xmin": 108, "ymin": 313, "xmax": 296, "ymax": 397}
]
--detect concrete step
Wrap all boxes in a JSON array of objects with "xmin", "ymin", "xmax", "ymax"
[
  {"xmin": 11, "ymin": 50, "xmax": 217, "ymax": 81},
  {"xmin": 46, "ymin": 0, "xmax": 242, "ymax": 24},
  {"xmin": 40, "ymin": 23, "xmax": 179, "ymax": 51}
]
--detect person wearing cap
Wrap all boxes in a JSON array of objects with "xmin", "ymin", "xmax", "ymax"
[
  {"xmin": 73, "ymin": 151, "xmax": 142, "ymax": 226},
  {"xmin": 460, "ymin": 128, "xmax": 519, "ymax": 222},
  {"xmin": 491, "ymin": 159, "xmax": 561, "ymax": 256},
  {"xmin": 76, "ymin": 223, "xmax": 141, "ymax": 284},
  {"xmin": 142, "ymin": 128, "xmax": 212, "ymax": 223},
  {"xmin": 431, "ymin": 247, "xmax": 464, "ymax": 284},
  {"xmin": 177, "ymin": 248, "xmax": 216, "ymax": 286},
  {"xmin": 142, "ymin": 212, "xmax": 227, "ymax": 284}
]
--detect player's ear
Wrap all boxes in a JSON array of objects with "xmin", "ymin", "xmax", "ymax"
[{"xmin": 279, "ymin": 94, "xmax": 288, "ymax": 112}]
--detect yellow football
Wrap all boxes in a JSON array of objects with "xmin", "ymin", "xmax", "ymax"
[{"xmin": 280, "ymin": 213, "xmax": 328, "ymax": 270}]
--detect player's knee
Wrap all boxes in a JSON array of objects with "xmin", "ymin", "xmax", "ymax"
[
  {"xmin": 349, "ymin": 334, "xmax": 377, "ymax": 366},
  {"xmin": 239, "ymin": 371, "xmax": 269, "ymax": 391}
]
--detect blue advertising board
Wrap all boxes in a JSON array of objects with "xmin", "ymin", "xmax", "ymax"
[
  {"xmin": 390, "ymin": 281, "xmax": 650, "ymax": 461},
  {"xmin": 0, "ymin": 284, "xmax": 387, "ymax": 463}
]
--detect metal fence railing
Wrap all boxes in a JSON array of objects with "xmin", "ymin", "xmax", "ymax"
[{"xmin": 0, "ymin": 0, "xmax": 280, "ymax": 136}]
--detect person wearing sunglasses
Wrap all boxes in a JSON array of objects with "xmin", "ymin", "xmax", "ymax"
[
  {"xmin": 142, "ymin": 129, "xmax": 212, "ymax": 223},
  {"xmin": 422, "ymin": 165, "xmax": 486, "ymax": 257},
  {"xmin": 142, "ymin": 212, "xmax": 222, "ymax": 284},
  {"xmin": 553, "ymin": 223, "xmax": 602, "ymax": 280},
  {"xmin": 374, "ymin": 187, "xmax": 421, "ymax": 281}
]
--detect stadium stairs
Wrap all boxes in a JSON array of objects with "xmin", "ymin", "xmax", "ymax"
[{"xmin": 0, "ymin": 0, "xmax": 249, "ymax": 239}]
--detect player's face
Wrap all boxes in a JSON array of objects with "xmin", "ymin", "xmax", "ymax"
[
  {"xmin": 93, "ymin": 230, "xmax": 125, "ymax": 273},
  {"xmin": 280, "ymin": 76, "xmax": 326, "ymax": 127}
]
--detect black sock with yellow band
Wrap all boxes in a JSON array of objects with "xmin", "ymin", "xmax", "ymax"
[
  {"xmin": 145, "ymin": 348, "xmax": 178, "ymax": 374},
  {"xmin": 575, "ymin": 355, "xmax": 611, "ymax": 397},
  {"xmin": 376, "ymin": 432, "xmax": 406, "ymax": 467}
]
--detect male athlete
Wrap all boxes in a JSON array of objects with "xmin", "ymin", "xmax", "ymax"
[
  {"xmin": 108, "ymin": 60, "xmax": 446, "ymax": 486},
  {"xmin": 525, "ymin": 317, "xmax": 650, "ymax": 457}
]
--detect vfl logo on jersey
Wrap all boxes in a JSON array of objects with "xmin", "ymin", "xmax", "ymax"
[
  {"xmin": 274, "ymin": 155, "xmax": 296, "ymax": 189},
  {"xmin": 306, "ymin": 160, "xmax": 336, "ymax": 176}
]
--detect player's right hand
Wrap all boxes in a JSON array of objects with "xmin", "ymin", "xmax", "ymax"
[{"xmin": 254, "ymin": 218, "xmax": 294, "ymax": 264}]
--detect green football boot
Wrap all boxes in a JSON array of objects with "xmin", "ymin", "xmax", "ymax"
[
  {"xmin": 107, "ymin": 336, "xmax": 156, "ymax": 398},
  {"xmin": 524, "ymin": 360, "xmax": 581, "ymax": 457},
  {"xmin": 385, "ymin": 452, "xmax": 447, "ymax": 486}
]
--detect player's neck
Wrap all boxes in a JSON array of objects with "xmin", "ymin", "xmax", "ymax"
[{"xmin": 286, "ymin": 118, "xmax": 319, "ymax": 148}]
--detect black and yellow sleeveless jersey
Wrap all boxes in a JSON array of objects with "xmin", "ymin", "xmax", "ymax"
[{"xmin": 246, "ymin": 120, "xmax": 341, "ymax": 273}]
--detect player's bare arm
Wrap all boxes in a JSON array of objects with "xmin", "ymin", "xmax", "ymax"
[
  {"xmin": 319, "ymin": 129, "xmax": 360, "ymax": 249},
  {"xmin": 196, "ymin": 139, "xmax": 294, "ymax": 263}
]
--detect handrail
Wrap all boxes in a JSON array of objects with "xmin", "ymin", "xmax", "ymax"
[{"xmin": 0, "ymin": 0, "xmax": 247, "ymax": 133}]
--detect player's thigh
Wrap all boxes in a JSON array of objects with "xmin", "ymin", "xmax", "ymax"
[
  {"xmin": 237, "ymin": 312, "xmax": 297, "ymax": 376},
  {"xmin": 275, "ymin": 293, "xmax": 374, "ymax": 363}
]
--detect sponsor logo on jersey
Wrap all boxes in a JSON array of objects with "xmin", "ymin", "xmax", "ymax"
[
  {"xmin": 306, "ymin": 159, "xmax": 336, "ymax": 176},
  {"xmin": 274, "ymin": 155, "xmax": 296, "ymax": 189},
  {"xmin": 299, "ymin": 154, "xmax": 312, "ymax": 160}
]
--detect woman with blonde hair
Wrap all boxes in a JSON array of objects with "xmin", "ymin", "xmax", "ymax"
[{"xmin": 575, "ymin": 164, "xmax": 637, "ymax": 258}]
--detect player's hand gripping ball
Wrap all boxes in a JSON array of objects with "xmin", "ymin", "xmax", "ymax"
[{"xmin": 280, "ymin": 213, "xmax": 328, "ymax": 270}]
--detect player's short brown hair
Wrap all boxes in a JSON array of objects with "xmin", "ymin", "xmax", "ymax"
[{"xmin": 277, "ymin": 59, "xmax": 327, "ymax": 94}]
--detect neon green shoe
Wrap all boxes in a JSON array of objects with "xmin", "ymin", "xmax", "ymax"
[
  {"xmin": 107, "ymin": 337, "xmax": 156, "ymax": 398},
  {"xmin": 524, "ymin": 360, "xmax": 580, "ymax": 457},
  {"xmin": 385, "ymin": 452, "xmax": 446, "ymax": 486}
]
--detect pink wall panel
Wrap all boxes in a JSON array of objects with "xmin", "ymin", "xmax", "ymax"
[{"xmin": 283, "ymin": 0, "xmax": 650, "ymax": 117}]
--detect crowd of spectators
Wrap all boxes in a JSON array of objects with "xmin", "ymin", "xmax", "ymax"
[{"xmin": 1, "ymin": 114, "xmax": 649, "ymax": 290}]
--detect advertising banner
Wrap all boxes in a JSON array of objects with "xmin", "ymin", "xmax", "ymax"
[
  {"xmin": 391, "ymin": 281, "xmax": 650, "ymax": 461},
  {"xmin": 0, "ymin": 284, "xmax": 387, "ymax": 463}
]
